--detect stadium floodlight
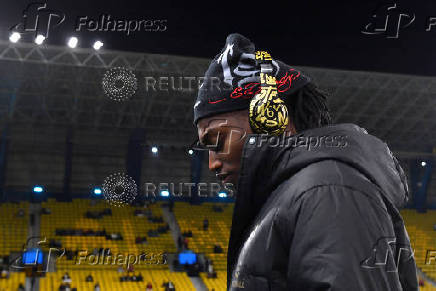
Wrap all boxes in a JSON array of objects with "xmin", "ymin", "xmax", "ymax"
[
  {"xmin": 151, "ymin": 146, "xmax": 158, "ymax": 154},
  {"xmin": 160, "ymin": 190, "xmax": 170, "ymax": 197},
  {"xmin": 9, "ymin": 32, "xmax": 21, "ymax": 43},
  {"xmin": 218, "ymin": 191, "xmax": 227, "ymax": 198},
  {"xmin": 93, "ymin": 187, "xmax": 102, "ymax": 195},
  {"xmin": 188, "ymin": 149, "xmax": 194, "ymax": 155},
  {"xmin": 93, "ymin": 40, "xmax": 104, "ymax": 50},
  {"xmin": 421, "ymin": 161, "xmax": 427, "ymax": 167},
  {"xmin": 68, "ymin": 37, "xmax": 78, "ymax": 48},
  {"xmin": 33, "ymin": 186, "xmax": 44, "ymax": 193},
  {"xmin": 35, "ymin": 34, "xmax": 45, "ymax": 45}
]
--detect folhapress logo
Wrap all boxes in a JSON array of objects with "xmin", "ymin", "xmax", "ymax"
[
  {"xmin": 9, "ymin": 236, "xmax": 65, "ymax": 273},
  {"xmin": 10, "ymin": 2, "xmax": 66, "ymax": 39},
  {"xmin": 362, "ymin": 2, "xmax": 436, "ymax": 38},
  {"xmin": 360, "ymin": 236, "xmax": 414, "ymax": 272},
  {"xmin": 362, "ymin": 3, "xmax": 415, "ymax": 38}
]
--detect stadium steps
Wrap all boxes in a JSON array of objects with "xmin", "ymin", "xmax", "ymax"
[
  {"xmin": 25, "ymin": 203, "xmax": 43, "ymax": 291},
  {"xmin": 162, "ymin": 204, "xmax": 209, "ymax": 290},
  {"xmin": 161, "ymin": 204, "xmax": 182, "ymax": 251}
]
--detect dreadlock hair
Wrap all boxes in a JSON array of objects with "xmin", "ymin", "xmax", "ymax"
[{"xmin": 283, "ymin": 82, "xmax": 332, "ymax": 132}]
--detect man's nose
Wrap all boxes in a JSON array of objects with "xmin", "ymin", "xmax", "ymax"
[{"xmin": 209, "ymin": 151, "xmax": 223, "ymax": 172}]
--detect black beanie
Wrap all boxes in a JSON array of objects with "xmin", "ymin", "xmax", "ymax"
[{"xmin": 193, "ymin": 33, "xmax": 311, "ymax": 125}]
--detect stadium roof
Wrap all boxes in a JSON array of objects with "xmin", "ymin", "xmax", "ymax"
[{"xmin": 0, "ymin": 40, "xmax": 435, "ymax": 153}]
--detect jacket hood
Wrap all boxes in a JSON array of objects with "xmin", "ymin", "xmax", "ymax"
[
  {"xmin": 237, "ymin": 123, "xmax": 408, "ymax": 210},
  {"xmin": 227, "ymin": 123, "xmax": 410, "ymax": 283}
]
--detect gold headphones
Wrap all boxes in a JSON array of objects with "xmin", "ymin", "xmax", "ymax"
[{"xmin": 249, "ymin": 51, "xmax": 289, "ymax": 135}]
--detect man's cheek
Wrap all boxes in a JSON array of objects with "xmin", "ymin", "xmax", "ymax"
[
  {"xmin": 222, "ymin": 139, "xmax": 240, "ymax": 157},
  {"xmin": 222, "ymin": 129, "xmax": 247, "ymax": 155},
  {"xmin": 231, "ymin": 143, "xmax": 245, "ymax": 163}
]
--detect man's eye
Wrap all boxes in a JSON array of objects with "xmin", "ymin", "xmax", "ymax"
[
  {"xmin": 205, "ymin": 142, "xmax": 220, "ymax": 151},
  {"xmin": 208, "ymin": 137, "xmax": 224, "ymax": 152},
  {"xmin": 195, "ymin": 132, "xmax": 226, "ymax": 152}
]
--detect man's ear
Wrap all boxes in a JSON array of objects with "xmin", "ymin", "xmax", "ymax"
[
  {"xmin": 233, "ymin": 109, "xmax": 252, "ymax": 134},
  {"xmin": 286, "ymin": 121, "xmax": 297, "ymax": 135}
]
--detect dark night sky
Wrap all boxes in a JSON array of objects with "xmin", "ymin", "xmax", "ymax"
[{"xmin": 1, "ymin": 0, "xmax": 436, "ymax": 76}]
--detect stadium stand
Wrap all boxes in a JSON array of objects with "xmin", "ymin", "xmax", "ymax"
[
  {"xmin": 420, "ymin": 280, "xmax": 436, "ymax": 291},
  {"xmin": 36, "ymin": 198, "xmax": 198, "ymax": 290},
  {"xmin": 402, "ymin": 209, "xmax": 436, "ymax": 289},
  {"xmin": 40, "ymin": 198, "xmax": 176, "ymax": 270},
  {"xmin": 0, "ymin": 271, "xmax": 26, "ymax": 290},
  {"xmin": 0, "ymin": 202, "xmax": 28, "ymax": 256},
  {"xmin": 402, "ymin": 210, "xmax": 436, "ymax": 276},
  {"xmin": 173, "ymin": 202, "xmax": 233, "ymax": 271},
  {"xmin": 173, "ymin": 202, "xmax": 233, "ymax": 290},
  {"xmin": 0, "ymin": 202, "xmax": 28, "ymax": 290},
  {"xmin": 200, "ymin": 271, "xmax": 227, "ymax": 291},
  {"xmin": 39, "ymin": 269, "xmax": 195, "ymax": 291}
]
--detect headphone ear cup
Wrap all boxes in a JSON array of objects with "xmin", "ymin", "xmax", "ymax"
[
  {"xmin": 250, "ymin": 50, "xmax": 289, "ymax": 136},
  {"xmin": 249, "ymin": 93, "xmax": 289, "ymax": 135}
]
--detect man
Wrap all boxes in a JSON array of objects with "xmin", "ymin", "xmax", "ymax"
[{"xmin": 193, "ymin": 33, "xmax": 418, "ymax": 290}]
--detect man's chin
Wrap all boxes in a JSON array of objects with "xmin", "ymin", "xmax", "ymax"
[
  {"xmin": 227, "ymin": 178, "xmax": 238, "ymax": 198},
  {"xmin": 219, "ymin": 174, "xmax": 238, "ymax": 189}
]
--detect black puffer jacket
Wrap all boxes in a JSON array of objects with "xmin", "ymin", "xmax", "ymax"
[{"xmin": 227, "ymin": 123, "xmax": 418, "ymax": 291}]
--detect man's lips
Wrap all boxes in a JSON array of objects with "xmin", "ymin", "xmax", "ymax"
[{"xmin": 216, "ymin": 172, "xmax": 230, "ymax": 182}]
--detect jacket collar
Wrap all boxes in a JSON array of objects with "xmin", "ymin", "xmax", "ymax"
[
  {"xmin": 227, "ymin": 123, "xmax": 410, "ymax": 285},
  {"xmin": 227, "ymin": 132, "xmax": 287, "ymax": 285}
]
